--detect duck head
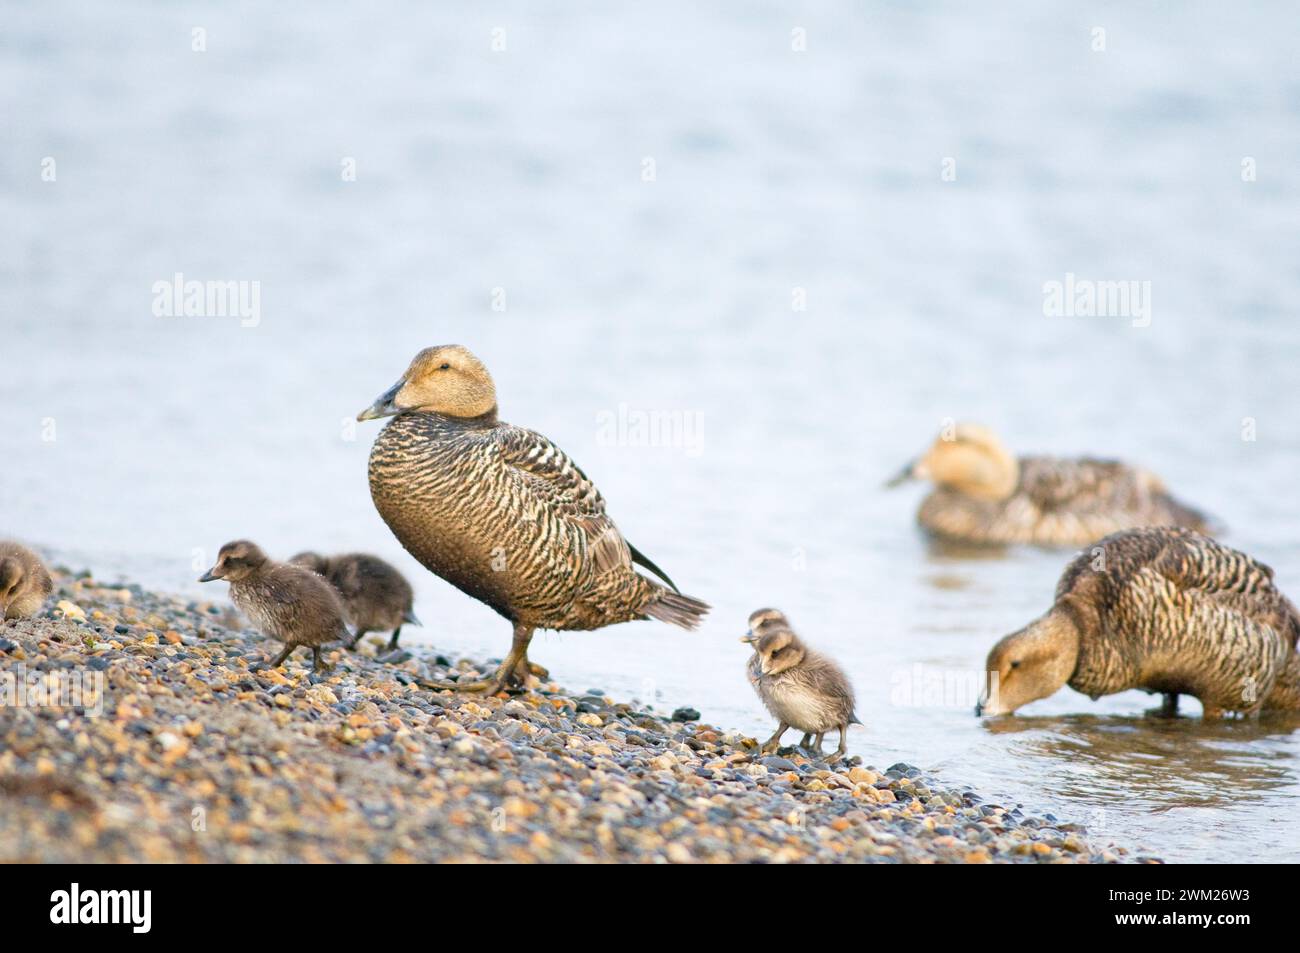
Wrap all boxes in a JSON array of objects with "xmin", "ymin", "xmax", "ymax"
[
  {"xmin": 976, "ymin": 608, "xmax": 1080, "ymax": 716},
  {"xmin": 200, "ymin": 540, "xmax": 269, "ymax": 583},
  {"xmin": 357, "ymin": 345, "xmax": 497, "ymax": 421},
  {"xmin": 289, "ymin": 551, "xmax": 330, "ymax": 575},
  {"xmin": 754, "ymin": 628, "xmax": 807, "ymax": 676},
  {"xmin": 742, "ymin": 606, "xmax": 789, "ymax": 645},
  {"xmin": 0, "ymin": 557, "xmax": 24, "ymax": 616},
  {"xmin": 886, "ymin": 423, "xmax": 1019, "ymax": 501}
]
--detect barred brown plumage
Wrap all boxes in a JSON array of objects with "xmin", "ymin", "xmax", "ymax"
[
  {"xmin": 357, "ymin": 345, "xmax": 710, "ymax": 694},
  {"xmin": 978, "ymin": 527, "xmax": 1300, "ymax": 718},
  {"xmin": 887, "ymin": 423, "xmax": 1211, "ymax": 546}
]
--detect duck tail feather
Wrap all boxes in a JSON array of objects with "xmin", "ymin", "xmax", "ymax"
[
  {"xmin": 628, "ymin": 542, "xmax": 680, "ymax": 593},
  {"xmin": 644, "ymin": 589, "xmax": 710, "ymax": 630},
  {"xmin": 404, "ymin": 608, "xmax": 422, "ymax": 626}
]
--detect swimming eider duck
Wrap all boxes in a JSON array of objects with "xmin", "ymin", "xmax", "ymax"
[
  {"xmin": 977, "ymin": 527, "xmax": 1300, "ymax": 719},
  {"xmin": 743, "ymin": 608, "xmax": 859, "ymax": 760},
  {"xmin": 200, "ymin": 540, "xmax": 350, "ymax": 673},
  {"xmin": 886, "ymin": 423, "xmax": 1210, "ymax": 546},
  {"xmin": 0, "ymin": 541, "xmax": 53, "ymax": 621},
  {"xmin": 356, "ymin": 345, "xmax": 710, "ymax": 694},
  {"xmin": 289, "ymin": 551, "xmax": 419, "ymax": 651}
]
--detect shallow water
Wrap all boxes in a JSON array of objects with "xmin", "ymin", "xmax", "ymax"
[{"xmin": 4, "ymin": 2, "xmax": 1300, "ymax": 861}]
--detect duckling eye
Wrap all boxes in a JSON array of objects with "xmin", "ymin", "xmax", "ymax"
[
  {"xmin": 439, "ymin": 363, "xmax": 451, "ymax": 370},
  {"xmin": 1010, "ymin": 660, "xmax": 1021, "ymax": 669}
]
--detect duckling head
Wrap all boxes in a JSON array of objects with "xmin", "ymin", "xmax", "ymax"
[
  {"xmin": 200, "ymin": 540, "xmax": 270, "ymax": 583},
  {"xmin": 742, "ymin": 607, "xmax": 789, "ymax": 645},
  {"xmin": 976, "ymin": 609, "xmax": 1080, "ymax": 716},
  {"xmin": 289, "ymin": 551, "xmax": 329, "ymax": 575},
  {"xmin": 357, "ymin": 345, "xmax": 497, "ymax": 421},
  {"xmin": 755, "ymin": 628, "xmax": 807, "ymax": 676},
  {"xmin": 0, "ymin": 557, "xmax": 24, "ymax": 616},
  {"xmin": 886, "ymin": 423, "xmax": 1018, "ymax": 501}
]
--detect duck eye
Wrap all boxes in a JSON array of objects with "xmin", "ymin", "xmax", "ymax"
[
  {"xmin": 439, "ymin": 363, "xmax": 451, "ymax": 370},
  {"xmin": 1010, "ymin": 660, "xmax": 1021, "ymax": 669}
]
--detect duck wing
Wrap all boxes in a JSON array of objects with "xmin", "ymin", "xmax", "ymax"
[
  {"xmin": 1019, "ymin": 457, "xmax": 1133, "ymax": 512},
  {"xmin": 494, "ymin": 426, "xmax": 631, "ymax": 574}
]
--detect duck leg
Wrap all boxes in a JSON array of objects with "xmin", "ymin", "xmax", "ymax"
[
  {"xmin": 798, "ymin": 733, "xmax": 813, "ymax": 748},
  {"xmin": 811, "ymin": 731, "xmax": 826, "ymax": 756},
  {"xmin": 761, "ymin": 722, "xmax": 790, "ymax": 754},
  {"xmin": 347, "ymin": 628, "xmax": 369, "ymax": 650},
  {"xmin": 1160, "ymin": 693, "xmax": 1179, "ymax": 716},
  {"xmin": 387, "ymin": 626, "xmax": 402, "ymax": 650},
  {"xmin": 423, "ymin": 624, "xmax": 534, "ymax": 696},
  {"xmin": 828, "ymin": 724, "xmax": 849, "ymax": 762},
  {"xmin": 311, "ymin": 646, "xmax": 332, "ymax": 674},
  {"xmin": 268, "ymin": 644, "xmax": 294, "ymax": 669}
]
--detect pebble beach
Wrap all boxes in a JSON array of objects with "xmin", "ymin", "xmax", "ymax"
[{"xmin": 0, "ymin": 565, "xmax": 1156, "ymax": 863}]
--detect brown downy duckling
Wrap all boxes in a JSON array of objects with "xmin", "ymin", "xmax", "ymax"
[
  {"xmin": 977, "ymin": 527, "xmax": 1300, "ymax": 719},
  {"xmin": 357, "ymin": 344, "xmax": 710, "ymax": 695},
  {"xmin": 742, "ymin": 607, "xmax": 813, "ymax": 748},
  {"xmin": 200, "ymin": 540, "xmax": 350, "ymax": 674},
  {"xmin": 0, "ymin": 541, "xmax": 53, "ymax": 621},
  {"xmin": 289, "ymin": 551, "xmax": 419, "ymax": 651},
  {"xmin": 743, "ymin": 612, "xmax": 859, "ymax": 760},
  {"xmin": 886, "ymin": 423, "xmax": 1210, "ymax": 547}
]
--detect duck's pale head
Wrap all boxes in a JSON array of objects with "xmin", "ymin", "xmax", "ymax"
[
  {"xmin": 200, "ymin": 539, "xmax": 269, "ymax": 583},
  {"xmin": 976, "ymin": 608, "xmax": 1080, "ymax": 716},
  {"xmin": 887, "ymin": 422, "xmax": 1018, "ymax": 501},
  {"xmin": 357, "ymin": 345, "xmax": 497, "ymax": 421},
  {"xmin": 0, "ymin": 557, "xmax": 24, "ymax": 615},
  {"xmin": 742, "ymin": 606, "xmax": 789, "ymax": 645},
  {"xmin": 755, "ymin": 628, "xmax": 806, "ymax": 676}
]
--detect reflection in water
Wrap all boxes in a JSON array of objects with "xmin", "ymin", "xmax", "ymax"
[{"xmin": 984, "ymin": 713, "xmax": 1300, "ymax": 813}]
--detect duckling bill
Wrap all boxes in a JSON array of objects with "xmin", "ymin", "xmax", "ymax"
[
  {"xmin": 357, "ymin": 344, "xmax": 710, "ymax": 695},
  {"xmin": 978, "ymin": 527, "xmax": 1300, "ymax": 718},
  {"xmin": 743, "ymin": 608, "xmax": 859, "ymax": 760},
  {"xmin": 200, "ymin": 540, "xmax": 350, "ymax": 674},
  {"xmin": 0, "ymin": 541, "xmax": 53, "ymax": 621},
  {"xmin": 887, "ymin": 423, "xmax": 1210, "ymax": 546},
  {"xmin": 290, "ymin": 551, "xmax": 419, "ymax": 651}
]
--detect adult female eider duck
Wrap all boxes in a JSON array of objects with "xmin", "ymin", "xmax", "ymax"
[
  {"xmin": 886, "ymin": 423, "xmax": 1210, "ymax": 546},
  {"xmin": 0, "ymin": 541, "xmax": 53, "ymax": 621},
  {"xmin": 290, "ymin": 551, "xmax": 419, "ymax": 651},
  {"xmin": 356, "ymin": 345, "xmax": 710, "ymax": 694},
  {"xmin": 976, "ymin": 527, "xmax": 1300, "ymax": 718}
]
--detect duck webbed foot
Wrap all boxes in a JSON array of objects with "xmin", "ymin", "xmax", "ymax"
[{"xmin": 420, "ymin": 624, "xmax": 536, "ymax": 697}]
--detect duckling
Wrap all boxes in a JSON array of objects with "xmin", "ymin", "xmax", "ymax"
[
  {"xmin": 743, "ymin": 614, "xmax": 859, "ymax": 760},
  {"xmin": 741, "ymin": 607, "xmax": 813, "ymax": 748},
  {"xmin": 977, "ymin": 527, "xmax": 1300, "ymax": 719},
  {"xmin": 200, "ymin": 540, "xmax": 350, "ymax": 674},
  {"xmin": 0, "ymin": 541, "xmax": 53, "ymax": 621},
  {"xmin": 357, "ymin": 345, "xmax": 710, "ymax": 695},
  {"xmin": 289, "ymin": 551, "xmax": 419, "ymax": 651},
  {"xmin": 886, "ymin": 423, "xmax": 1209, "ymax": 546}
]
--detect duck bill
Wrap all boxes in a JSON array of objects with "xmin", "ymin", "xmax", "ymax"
[
  {"xmin": 356, "ymin": 379, "xmax": 405, "ymax": 422},
  {"xmin": 739, "ymin": 634, "xmax": 756, "ymax": 644},
  {"xmin": 975, "ymin": 674, "xmax": 1007, "ymax": 716},
  {"xmin": 198, "ymin": 567, "xmax": 222, "ymax": 583},
  {"xmin": 884, "ymin": 459, "xmax": 918, "ymax": 488}
]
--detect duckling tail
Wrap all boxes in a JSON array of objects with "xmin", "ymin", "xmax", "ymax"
[
  {"xmin": 404, "ymin": 608, "xmax": 422, "ymax": 626},
  {"xmin": 644, "ymin": 589, "xmax": 710, "ymax": 630}
]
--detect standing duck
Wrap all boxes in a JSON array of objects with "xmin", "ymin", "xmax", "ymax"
[
  {"xmin": 0, "ymin": 541, "xmax": 53, "ymax": 621},
  {"xmin": 977, "ymin": 527, "xmax": 1300, "ymax": 718},
  {"xmin": 886, "ymin": 423, "xmax": 1210, "ymax": 546},
  {"xmin": 742, "ymin": 608, "xmax": 858, "ymax": 760},
  {"xmin": 290, "ymin": 551, "xmax": 419, "ymax": 651},
  {"xmin": 356, "ymin": 345, "xmax": 710, "ymax": 694},
  {"xmin": 200, "ymin": 540, "xmax": 351, "ymax": 674}
]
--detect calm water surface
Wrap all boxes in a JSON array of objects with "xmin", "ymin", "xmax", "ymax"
[{"xmin": 3, "ymin": 1, "xmax": 1300, "ymax": 861}]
